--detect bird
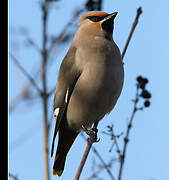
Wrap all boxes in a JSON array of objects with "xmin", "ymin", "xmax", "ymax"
[{"xmin": 51, "ymin": 11, "xmax": 124, "ymax": 176}]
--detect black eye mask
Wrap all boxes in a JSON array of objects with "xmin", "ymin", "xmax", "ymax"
[{"xmin": 87, "ymin": 16, "xmax": 105, "ymax": 22}]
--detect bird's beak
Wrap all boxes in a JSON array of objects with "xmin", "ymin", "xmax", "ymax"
[{"xmin": 104, "ymin": 12, "xmax": 118, "ymax": 22}]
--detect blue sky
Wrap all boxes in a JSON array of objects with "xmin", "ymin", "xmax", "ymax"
[{"xmin": 9, "ymin": 0, "xmax": 169, "ymax": 180}]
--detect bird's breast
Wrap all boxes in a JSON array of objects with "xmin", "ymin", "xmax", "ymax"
[
  {"xmin": 67, "ymin": 62, "xmax": 123, "ymax": 130},
  {"xmin": 67, "ymin": 39, "xmax": 124, "ymax": 130}
]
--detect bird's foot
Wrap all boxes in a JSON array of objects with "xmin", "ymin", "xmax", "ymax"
[{"xmin": 82, "ymin": 125, "xmax": 100, "ymax": 143}]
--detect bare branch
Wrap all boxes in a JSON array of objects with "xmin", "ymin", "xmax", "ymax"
[
  {"xmin": 102, "ymin": 125, "xmax": 123, "ymax": 154},
  {"xmin": 75, "ymin": 138, "xmax": 94, "ymax": 180},
  {"xmin": 25, "ymin": 35, "xmax": 41, "ymax": 54},
  {"xmin": 86, "ymin": 157, "xmax": 117, "ymax": 180},
  {"xmin": 41, "ymin": 1, "xmax": 50, "ymax": 180},
  {"xmin": 75, "ymin": 122, "xmax": 99, "ymax": 180},
  {"xmin": 121, "ymin": 7, "xmax": 142, "ymax": 61},
  {"xmin": 118, "ymin": 75, "xmax": 152, "ymax": 180},
  {"xmin": 80, "ymin": 133, "xmax": 115, "ymax": 180},
  {"xmin": 19, "ymin": 26, "xmax": 41, "ymax": 53},
  {"xmin": 117, "ymin": 85, "xmax": 139, "ymax": 180},
  {"xmin": 92, "ymin": 148, "xmax": 115, "ymax": 180},
  {"xmin": 9, "ymin": 85, "xmax": 29, "ymax": 113},
  {"xmin": 9, "ymin": 53, "xmax": 42, "ymax": 95}
]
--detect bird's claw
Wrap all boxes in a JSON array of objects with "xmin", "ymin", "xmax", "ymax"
[{"xmin": 82, "ymin": 125, "xmax": 100, "ymax": 143}]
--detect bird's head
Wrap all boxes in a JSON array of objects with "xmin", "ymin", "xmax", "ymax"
[{"xmin": 77, "ymin": 11, "xmax": 118, "ymax": 40}]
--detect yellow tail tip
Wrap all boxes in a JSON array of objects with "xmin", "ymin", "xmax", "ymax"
[{"xmin": 52, "ymin": 169, "xmax": 63, "ymax": 176}]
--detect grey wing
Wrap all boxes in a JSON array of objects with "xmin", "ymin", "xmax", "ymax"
[
  {"xmin": 51, "ymin": 47, "xmax": 80, "ymax": 157},
  {"xmin": 53, "ymin": 46, "xmax": 79, "ymax": 110}
]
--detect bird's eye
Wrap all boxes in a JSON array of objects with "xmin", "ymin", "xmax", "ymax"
[{"xmin": 87, "ymin": 16, "xmax": 104, "ymax": 22}]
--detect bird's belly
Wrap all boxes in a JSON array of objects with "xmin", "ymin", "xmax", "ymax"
[{"xmin": 66, "ymin": 62, "xmax": 123, "ymax": 130}]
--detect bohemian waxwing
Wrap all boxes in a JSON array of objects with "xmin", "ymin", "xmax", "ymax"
[{"xmin": 51, "ymin": 11, "xmax": 124, "ymax": 176}]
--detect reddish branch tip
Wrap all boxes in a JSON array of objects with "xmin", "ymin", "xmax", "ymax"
[{"xmin": 137, "ymin": 7, "xmax": 143, "ymax": 15}]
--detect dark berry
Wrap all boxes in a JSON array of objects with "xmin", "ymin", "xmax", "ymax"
[
  {"xmin": 143, "ymin": 78, "xmax": 149, "ymax": 84},
  {"xmin": 137, "ymin": 76, "xmax": 143, "ymax": 83},
  {"xmin": 144, "ymin": 100, "xmax": 150, "ymax": 107},
  {"xmin": 141, "ymin": 90, "xmax": 151, "ymax": 99}
]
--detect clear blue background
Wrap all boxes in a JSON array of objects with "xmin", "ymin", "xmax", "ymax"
[{"xmin": 9, "ymin": 0, "xmax": 169, "ymax": 180}]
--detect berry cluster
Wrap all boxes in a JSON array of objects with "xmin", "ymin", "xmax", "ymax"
[{"xmin": 136, "ymin": 76, "xmax": 151, "ymax": 107}]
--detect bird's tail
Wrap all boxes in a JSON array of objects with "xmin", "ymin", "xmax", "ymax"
[{"xmin": 52, "ymin": 122, "xmax": 78, "ymax": 176}]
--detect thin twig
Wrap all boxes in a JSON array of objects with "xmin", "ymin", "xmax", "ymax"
[
  {"xmin": 102, "ymin": 126, "xmax": 123, "ymax": 154},
  {"xmin": 20, "ymin": 28, "xmax": 41, "ymax": 53},
  {"xmin": 80, "ymin": 133, "xmax": 115, "ymax": 180},
  {"xmin": 9, "ymin": 85, "xmax": 29, "ymax": 113},
  {"xmin": 86, "ymin": 157, "xmax": 116, "ymax": 180},
  {"xmin": 121, "ymin": 7, "xmax": 142, "ymax": 61},
  {"xmin": 41, "ymin": 1, "xmax": 50, "ymax": 180},
  {"xmin": 9, "ymin": 53, "xmax": 42, "ymax": 95},
  {"xmin": 75, "ymin": 122, "xmax": 99, "ymax": 180},
  {"xmin": 75, "ymin": 139, "xmax": 94, "ymax": 180},
  {"xmin": 9, "ymin": 64, "xmax": 43, "ymax": 113},
  {"xmin": 26, "ymin": 35, "xmax": 41, "ymax": 53},
  {"xmin": 92, "ymin": 147, "xmax": 115, "ymax": 180},
  {"xmin": 117, "ymin": 85, "xmax": 139, "ymax": 180}
]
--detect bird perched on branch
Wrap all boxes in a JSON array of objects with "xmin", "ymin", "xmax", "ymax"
[{"xmin": 51, "ymin": 11, "xmax": 124, "ymax": 176}]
